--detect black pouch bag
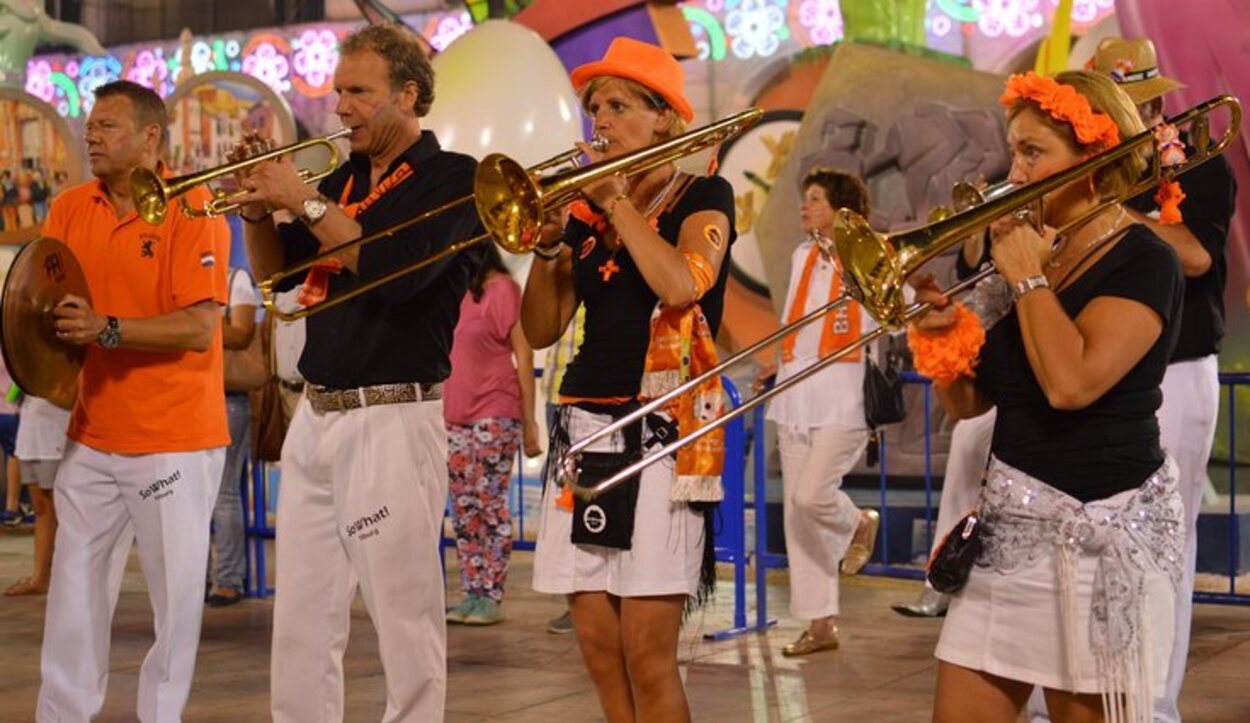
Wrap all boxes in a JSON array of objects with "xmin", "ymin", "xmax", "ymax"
[
  {"xmin": 863, "ymin": 346, "xmax": 906, "ymax": 429},
  {"xmin": 569, "ymin": 407, "xmax": 643, "ymax": 550},
  {"xmin": 925, "ymin": 511, "xmax": 984, "ymax": 593}
]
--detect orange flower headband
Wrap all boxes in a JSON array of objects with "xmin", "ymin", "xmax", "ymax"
[{"xmin": 1000, "ymin": 72, "xmax": 1121, "ymax": 150}]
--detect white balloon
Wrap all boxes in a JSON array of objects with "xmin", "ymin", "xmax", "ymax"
[
  {"xmin": 424, "ymin": 20, "xmax": 583, "ymax": 278},
  {"xmin": 426, "ymin": 19, "xmax": 583, "ymax": 168}
]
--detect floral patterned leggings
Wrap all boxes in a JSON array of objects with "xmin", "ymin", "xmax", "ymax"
[{"xmin": 446, "ymin": 417, "xmax": 521, "ymax": 603}]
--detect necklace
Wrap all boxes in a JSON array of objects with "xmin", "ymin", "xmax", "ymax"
[
  {"xmin": 1045, "ymin": 207, "xmax": 1127, "ymax": 271},
  {"xmin": 598, "ymin": 167, "xmax": 683, "ymax": 283},
  {"xmin": 639, "ymin": 167, "xmax": 683, "ymax": 217}
]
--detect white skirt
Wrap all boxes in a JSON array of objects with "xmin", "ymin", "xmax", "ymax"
[
  {"xmin": 532, "ymin": 406, "xmax": 706, "ymax": 598},
  {"xmin": 936, "ymin": 457, "xmax": 1182, "ymax": 699}
]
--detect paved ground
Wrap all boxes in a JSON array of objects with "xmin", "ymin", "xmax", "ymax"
[{"xmin": 0, "ymin": 530, "xmax": 1247, "ymax": 722}]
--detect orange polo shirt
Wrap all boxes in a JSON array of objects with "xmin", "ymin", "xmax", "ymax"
[{"xmin": 41, "ymin": 176, "xmax": 231, "ymax": 454}]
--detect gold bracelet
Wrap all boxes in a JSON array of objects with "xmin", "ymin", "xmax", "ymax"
[{"xmin": 604, "ymin": 194, "xmax": 629, "ymax": 220}]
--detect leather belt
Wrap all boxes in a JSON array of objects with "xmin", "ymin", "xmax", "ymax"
[{"xmin": 306, "ymin": 382, "xmax": 442, "ymax": 415}]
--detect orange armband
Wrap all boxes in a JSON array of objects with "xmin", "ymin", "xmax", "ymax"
[{"xmin": 683, "ymin": 250, "xmax": 715, "ymax": 299}]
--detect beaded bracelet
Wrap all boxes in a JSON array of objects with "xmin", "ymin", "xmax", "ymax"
[
  {"xmin": 533, "ymin": 244, "xmax": 561, "ymax": 261},
  {"xmin": 240, "ymin": 208, "xmax": 273, "ymax": 224}
]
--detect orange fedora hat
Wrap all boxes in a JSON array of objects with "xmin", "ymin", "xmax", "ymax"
[{"xmin": 570, "ymin": 37, "xmax": 695, "ymax": 123}]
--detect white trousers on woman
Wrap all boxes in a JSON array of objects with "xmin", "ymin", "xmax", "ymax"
[
  {"xmin": 38, "ymin": 442, "xmax": 224, "ymax": 723},
  {"xmin": 777, "ymin": 424, "xmax": 869, "ymax": 620},
  {"xmin": 270, "ymin": 397, "xmax": 449, "ymax": 723}
]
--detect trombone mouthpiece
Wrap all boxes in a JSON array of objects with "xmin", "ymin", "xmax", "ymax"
[{"xmin": 588, "ymin": 136, "xmax": 608, "ymax": 152}]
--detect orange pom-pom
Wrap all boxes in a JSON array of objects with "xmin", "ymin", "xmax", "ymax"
[
  {"xmin": 907, "ymin": 303, "xmax": 987, "ymax": 388},
  {"xmin": 1155, "ymin": 180, "xmax": 1186, "ymax": 225},
  {"xmin": 556, "ymin": 484, "xmax": 574, "ymax": 512}
]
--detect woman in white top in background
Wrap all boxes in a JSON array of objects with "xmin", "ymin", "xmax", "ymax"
[{"xmin": 763, "ymin": 167, "xmax": 881, "ymax": 657}]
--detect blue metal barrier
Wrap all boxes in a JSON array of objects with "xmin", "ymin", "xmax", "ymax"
[
  {"xmin": 1195, "ymin": 372, "xmax": 1248, "ymax": 605},
  {"xmin": 704, "ymin": 377, "xmax": 759, "ymax": 639}
]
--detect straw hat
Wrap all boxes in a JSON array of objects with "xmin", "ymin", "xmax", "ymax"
[
  {"xmin": 570, "ymin": 37, "xmax": 694, "ymax": 123},
  {"xmin": 1088, "ymin": 37, "xmax": 1185, "ymax": 104}
]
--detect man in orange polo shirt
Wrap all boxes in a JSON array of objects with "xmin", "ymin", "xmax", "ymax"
[{"xmin": 36, "ymin": 80, "xmax": 230, "ymax": 723}]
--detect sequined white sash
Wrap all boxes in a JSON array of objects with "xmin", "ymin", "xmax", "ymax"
[{"xmin": 977, "ymin": 457, "xmax": 1184, "ymax": 722}]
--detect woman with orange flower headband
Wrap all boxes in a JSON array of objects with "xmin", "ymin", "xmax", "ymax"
[{"xmin": 911, "ymin": 71, "xmax": 1185, "ymax": 723}]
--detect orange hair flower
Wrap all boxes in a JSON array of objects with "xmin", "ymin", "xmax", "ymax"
[
  {"xmin": 1000, "ymin": 72, "xmax": 1121, "ymax": 150},
  {"xmin": 907, "ymin": 304, "xmax": 986, "ymax": 388}
]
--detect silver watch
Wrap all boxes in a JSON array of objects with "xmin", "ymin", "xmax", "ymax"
[
  {"xmin": 300, "ymin": 196, "xmax": 328, "ymax": 226},
  {"xmin": 1012, "ymin": 275, "xmax": 1050, "ymax": 300},
  {"xmin": 98, "ymin": 316, "xmax": 122, "ymax": 349}
]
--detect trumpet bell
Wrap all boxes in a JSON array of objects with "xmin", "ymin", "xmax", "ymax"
[
  {"xmin": 130, "ymin": 167, "xmax": 170, "ymax": 225},
  {"xmin": 474, "ymin": 154, "xmax": 542, "ymax": 254}
]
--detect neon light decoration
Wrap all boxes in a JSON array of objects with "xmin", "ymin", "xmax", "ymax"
[{"xmin": 26, "ymin": 1, "xmax": 1116, "ymax": 120}]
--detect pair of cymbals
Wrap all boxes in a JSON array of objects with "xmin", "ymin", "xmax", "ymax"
[{"xmin": 0, "ymin": 237, "xmax": 89, "ymax": 410}]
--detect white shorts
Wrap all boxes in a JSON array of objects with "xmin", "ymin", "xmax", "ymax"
[
  {"xmin": 532, "ymin": 406, "xmax": 706, "ymax": 598},
  {"xmin": 21, "ymin": 459, "xmax": 60, "ymax": 490}
]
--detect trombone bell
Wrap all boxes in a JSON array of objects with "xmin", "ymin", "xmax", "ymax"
[{"xmin": 474, "ymin": 154, "xmax": 543, "ymax": 254}]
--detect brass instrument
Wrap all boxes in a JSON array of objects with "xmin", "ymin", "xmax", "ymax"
[
  {"xmin": 927, "ymin": 180, "xmax": 1017, "ymax": 223},
  {"xmin": 130, "ymin": 129, "xmax": 352, "ymax": 225},
  {"xmin": 562, "ymin": 94, "xmax": 1241, "ymax": 500},
  {"xmin": 257, "ymin": 108, "xmax": 765, "ymax": 321}
]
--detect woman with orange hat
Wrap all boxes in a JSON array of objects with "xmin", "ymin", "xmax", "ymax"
[
  {"xmin": 521, "ymin": 37, "xmax": 735, "ymax": 721},
  {"xmin": 910, "ymin": 70, "xmax": 1185, "ymax": 723}
]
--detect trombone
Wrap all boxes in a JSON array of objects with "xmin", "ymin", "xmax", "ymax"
[
  {"xmin": 130, "ymin": 129, "xmax": 351, "ymax": 226},
  {"xmin": 258, "ymin": 108, "xmax": 765, "ymax": 321},
  {"xmin": 562, "ymin": 93, "xmax": 1242, "ymax": 500}
]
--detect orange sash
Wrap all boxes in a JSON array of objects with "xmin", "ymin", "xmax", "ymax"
[
  {"xmin": 780, "ymin": 242, "xmax": 861, "ymax": 363},
  {"xmin": 298, "ymin": 162, "xmax": 415, "ymax": 306},
  {"xmin": 640, "ymin": 304, "xmax": 723, "ymax": 502}
]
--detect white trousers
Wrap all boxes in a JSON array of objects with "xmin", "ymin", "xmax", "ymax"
[
  {"xmin": 270, "ymin": 397, "xmax": 448, "ymax": 723},
  {"xmin": 1155, "ymin": 355, "xmax": 1219, "ymax": 722},
  {"xmin": 929, "ymin": 409, "xmax": 996, "ymax": 565},
  {"xmin": 777, "ymin": 424, "xmax": 869, "ymax": 620},
  {"xmin": 38, "ymin": 442, "xmax": 224, "ymax": 723}
]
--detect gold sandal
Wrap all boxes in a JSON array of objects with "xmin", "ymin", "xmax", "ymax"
[
  {"xmin": 781, "ymin": 629, "xmax": 840, "ymax": 657},
  {"xmin": 841, "ymin": 509, "xmax": 880, "ymax": 576}
]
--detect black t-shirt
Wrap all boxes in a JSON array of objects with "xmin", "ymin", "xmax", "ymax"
[
  {"xmin": 559, "ymin": 175, "xmax": 736, "ymax": 399},
  {"xmin": 974, "ymin": 226, "xmax": 1183, "ymax": 502},
  {"xmin": 278, "ymin": 131, "xmax": 483, "ymax": 388},
  {"xmin": 1126, "ymin": 143, "xmax": 1236, "ymax": 361}
]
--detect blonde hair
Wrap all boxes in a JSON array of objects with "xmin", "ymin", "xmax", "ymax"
[
  {"xmin": 579, "ymin": 77, "xmax": 687, "ymax": 140},
  {"xmin": 1006, "ymin": 70, "xmax": 1146, "ymax": 199}
]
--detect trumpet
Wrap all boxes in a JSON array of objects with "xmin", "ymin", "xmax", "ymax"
[
  {"xmin": 561, "ymin": 94, "xmax": 1242, "ymax": 501},
  {"xmin": 258, "ymin": 108, "xmax": 764, "ymax": 321},
  {"xmin": 130, "ymin": 129, "xmax": 351, "ymax": 226}
]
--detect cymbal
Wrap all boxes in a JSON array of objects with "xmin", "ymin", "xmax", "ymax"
[{"xmin": 1, "ymin": 238, "xmax": 90, "ymax": 410}]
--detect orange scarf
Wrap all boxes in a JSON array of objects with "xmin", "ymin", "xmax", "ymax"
[
  {"xmin": 780, "ymin": 242, "xmax": 861, "ymax": 363},
  {"xmin": 640, "ymin": 304, "xmax": 724, "ymax": 502},
  {"xmin": 298, "ymin": 162, "xmax": 415, "ymax": 306}
]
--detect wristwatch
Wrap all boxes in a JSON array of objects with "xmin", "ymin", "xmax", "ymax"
[
  {"xmin": 1012, "ymin": 275, "xmax": 1050, "ymax": 300},
  {"xmin": 97, "ymin": 316, "xmax": 122, "ymax": 349},
  {"xmin": 300, "ymin": 196, "xmax": 329, "ymax": 226}
]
